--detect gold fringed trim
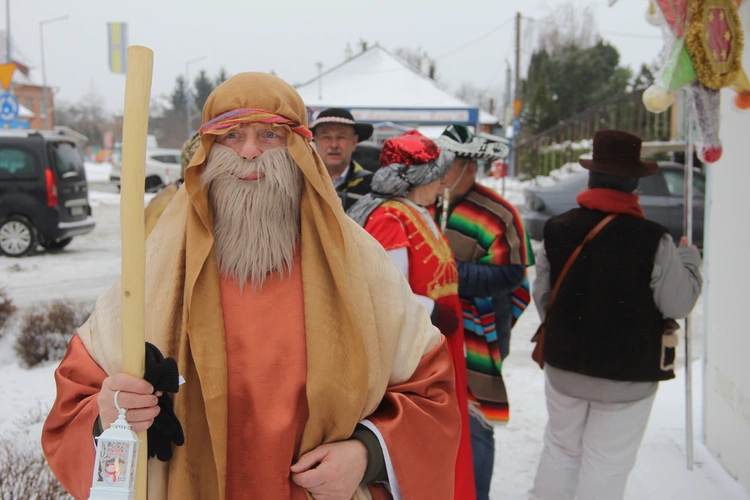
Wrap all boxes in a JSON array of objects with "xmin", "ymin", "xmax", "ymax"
[{"xmin": 685, "ymin": 0, "xmax": 744, "ymax": 90}]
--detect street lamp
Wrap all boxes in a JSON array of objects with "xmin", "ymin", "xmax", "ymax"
[
  {"xmin": 40, "ymin": 15, "xmax": 68, "ymax": 130},
  {"xmin": 185, "ymin": 56, "xmax": 206, "ymax": 138}
]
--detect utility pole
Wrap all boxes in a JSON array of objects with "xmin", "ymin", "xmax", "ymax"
[
  {"xmin": 40, "ymin": 16, "xmax": 69, "ymax": 130},
  {"xmin": 5, "ymin": 0, "xmax": 10, "ymax": 63},
  {"xmin": 511, "ymin": 11, "xmax": 522, "ymax": 178},
  {"xmin": 504, "ymin": 60, "xmax": 512, "ymax": 126},
  {"xmin": 185, "ymin": 56, "xmax": 206, "ymax": 138},
  {"xmin": 316, "ymin": 62, "xmax": 323, "ymax": 100}
]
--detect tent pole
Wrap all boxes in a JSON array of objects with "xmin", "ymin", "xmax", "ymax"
[{"xmin": 683, "ymin": 96, "xmax": 695, "ymax": 471}]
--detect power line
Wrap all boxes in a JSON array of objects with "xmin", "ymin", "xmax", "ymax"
[
  {"xmin": 600, "ymin": 30, "xmax": 662, "ymax": 40},
  {"xmin": 522, "ymin": 15, "xmax": 662, "ymax": 41},
  {"xmin": 435, "ymin": 17, "xmax": 515, "ymax": 60}
]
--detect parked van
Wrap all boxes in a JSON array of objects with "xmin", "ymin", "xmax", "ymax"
[{"xmin": 0, "ymin": 130, "xmax": 95, "ymax": 257}]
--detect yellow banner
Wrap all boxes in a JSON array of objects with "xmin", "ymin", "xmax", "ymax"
[{"xmin": 107, "ymin": 23, "xmax": 128, "ymax": 74}]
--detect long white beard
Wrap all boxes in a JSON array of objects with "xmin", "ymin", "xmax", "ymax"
[{"xmin": 202, "ymin": 145, "xmax": 304, "ymax": 292}]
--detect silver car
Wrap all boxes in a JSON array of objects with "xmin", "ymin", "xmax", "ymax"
[{"xmin": 523, "ymin": 162, "xmax": 705, "ymax": 248}]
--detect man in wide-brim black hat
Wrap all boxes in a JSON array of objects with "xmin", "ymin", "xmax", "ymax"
[
  {"xmin": 529, "ymin": 130, "xmax": 703, "ymax": 500},
  {"xmin": 311, "ymin": 108, "xmax": 374, "ymax": 210}
]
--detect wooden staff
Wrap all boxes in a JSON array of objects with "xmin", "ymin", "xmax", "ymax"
[{"xmin": 120, "ymin": 45, "xmax": 154, "ymax": 499}]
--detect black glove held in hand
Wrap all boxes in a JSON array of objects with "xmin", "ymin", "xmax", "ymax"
[
  {"xmin": 430, "ymin": 303, "xmax": 460, "ymax": 336},
  {"xmin": 144, "ymin": 342, "xmax": 184, "ymax": 462}
]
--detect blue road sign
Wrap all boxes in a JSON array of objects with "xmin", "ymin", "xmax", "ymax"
[{"xmin": 0, "ymin": 92, "xmax": 19, "ymax": 122}]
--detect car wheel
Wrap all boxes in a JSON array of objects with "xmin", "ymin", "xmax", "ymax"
[
  {"xmin": 41, "ymin": 237, "xmax": 73, "ymax": 251},
  {"xmin": 145, "ymin": 176, "xmax": 163, "ymax": 193},
  {"xmin": 0, "ymin": 215, "xmax": 38, "ymax": 257}
]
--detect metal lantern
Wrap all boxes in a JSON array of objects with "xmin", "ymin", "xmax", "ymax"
[{"xmin": 90, "ymin": 390, "xmax": 141, "ymax": 500}]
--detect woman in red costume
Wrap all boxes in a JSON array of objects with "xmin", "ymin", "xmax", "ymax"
[{"xmin": 348, "ymin": 130, "xmax": 476, "ymax": 500}]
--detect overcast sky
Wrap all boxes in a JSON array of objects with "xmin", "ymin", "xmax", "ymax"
[{"xmin": 6, "ymin": 0, "xmax": 664, "ymax": 113}]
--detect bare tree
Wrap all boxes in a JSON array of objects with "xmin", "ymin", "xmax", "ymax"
[
  {"xmin": 455, "ymin": 83, "xmax": 501, "ymax": 115},
  {"xmin": 394, "ymin": 47, "xmax": 439, "ymax": 81},
  {"xmin": 535, "ymin": 3, "xmax": 597, "ymax": 53},
  {"xmin": 55, "ymin": 85, "xmax": 115, "ymax": 148}
]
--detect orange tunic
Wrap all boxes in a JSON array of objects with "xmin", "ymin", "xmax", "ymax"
[
  {"xmin": 42, "ymin": 257, "xmax": 462, "ymax": 499},
  {"xmin": 221, "ymin": 254, "xmax": 309, "ymax": 499}
]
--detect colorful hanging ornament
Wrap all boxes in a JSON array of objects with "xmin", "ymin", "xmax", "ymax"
[
  {"xmin": 632, "ymin": 0, "xmax": 748, "ymax": 162},
  {"xmin": 685, "ymin": 0, "xmax": 745, "ymax": 89}
]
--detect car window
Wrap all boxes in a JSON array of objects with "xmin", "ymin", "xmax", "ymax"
[
  {"xmin": 0, "ymin": 148, "xmax": 38, "ymax": 179},
  {"xmin": 637, "ymin": 173, "xmax": 664, "ymax": 196},
  {"xmin": 663, "ymin": 169, "xmax": 705, "ymax": 197},
  {"xmin": 151, "ymin": 154, "xmax": 180, "ymax": 164},
  {"xmin": 352, "ymin": 146, "xmax": 382, "ymax": 173},
  {"xmin": 52, "ymin": 142, "xmax": 85, "ymax": 179}
]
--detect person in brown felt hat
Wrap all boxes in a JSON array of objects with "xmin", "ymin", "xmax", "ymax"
[{"xmin": 528, "ymin": 130, "xmax": 703, "ymax": 500}]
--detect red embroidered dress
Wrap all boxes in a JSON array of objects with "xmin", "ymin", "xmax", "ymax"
[{"xmin": 364, "ymin": 199, "xmax": 476, "ymax": 500}]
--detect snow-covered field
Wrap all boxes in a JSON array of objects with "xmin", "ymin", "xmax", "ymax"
[{"xmin": 0, "ymin": 163, "xmax": 746, "ymax": 499}]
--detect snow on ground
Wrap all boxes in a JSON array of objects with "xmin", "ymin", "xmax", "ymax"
[
  {"xmin": 83, "ymin": 161, "xmax": 114, "ymax": 183},
  {"xmin": 0, "ymin": 163, "xmax": 746, "ymax": 499}
]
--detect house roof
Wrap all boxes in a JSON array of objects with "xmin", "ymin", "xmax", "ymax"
[{"xmin": 296, "ymin": 45, "xmax": 498, "ymax": 126}]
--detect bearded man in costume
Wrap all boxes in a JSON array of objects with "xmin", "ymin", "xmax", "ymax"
[
  {"xmin": 433, "ymin": 125, "xmax": 533, "ymax": 500},
  {"xmin": 42, "ymin": 73, "xmax": 461, "ymax": 500}
]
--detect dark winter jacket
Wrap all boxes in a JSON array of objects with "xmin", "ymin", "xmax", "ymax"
[
  {"xmin": 336, "ymin": 161, "xmax": 372, "ymax": 211},
  {"xmin": 542, "ymin": 208, "xmax": 675, "ymax": 382}
]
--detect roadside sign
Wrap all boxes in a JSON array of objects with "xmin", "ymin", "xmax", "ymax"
[
  {"xmin": 491, "ymin": 160, "xmax": 508, "ymax": 178},
  {"xmin": 0, "ymin": 92, "xmax": 20, "ymax": 123}
]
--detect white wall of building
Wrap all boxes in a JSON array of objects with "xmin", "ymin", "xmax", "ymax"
[{"xmin": 703, "ymin": 2, "xmax": 750, "ymax": 490}]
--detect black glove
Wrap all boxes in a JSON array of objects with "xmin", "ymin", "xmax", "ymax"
[
  {"xmin": 430, "ymin": 303, "xmax": 460, "ymax": 336},
  {"xmin": 144, "ymin": 342, "xmax": 184, "ymax": 462}
]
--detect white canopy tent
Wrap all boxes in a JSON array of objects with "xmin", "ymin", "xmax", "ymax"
[{"xmin": 296, "ymin": 45, "xmax": 499, "ymax": 131}]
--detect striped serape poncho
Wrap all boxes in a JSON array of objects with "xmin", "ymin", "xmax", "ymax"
[{"xmin": 434, "ymin": 182, "xmax": 534, "ymax": 422}]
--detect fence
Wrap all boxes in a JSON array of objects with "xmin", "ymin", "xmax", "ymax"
[{"xmin": 514, "ymin": 89, "xmax": 676, "ymax": 178}]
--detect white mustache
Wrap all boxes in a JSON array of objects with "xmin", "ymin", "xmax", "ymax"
[{"xmin": 325, "ymin": 148, "xmax": 342, "ymax": 154}]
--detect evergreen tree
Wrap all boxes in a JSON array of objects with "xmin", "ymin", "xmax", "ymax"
[
  {"xmin": 215, "ymin": 67, "xmax": 229, "ymax": 87},
  {"xmin": 632, "ymin": 63, "xmax": 657, "ymax": 90},
  {"xmin": 520, "ymin": 39, "xmax": 631, "ymax": 135},
  {"xmin": 170, "ymin": 75, "xmax": 189, "ymax": 115},
  {"xmin": 194, "ymin": 70, "xmax": 215, "ymax": 114}
]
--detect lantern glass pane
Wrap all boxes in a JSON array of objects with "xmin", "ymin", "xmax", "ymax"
[
  {"xmin": 94, "ymin": 440, "xmax": 133, "ymax": 486},
  {"xmin": 128, "ymin": 441, "xmax": 139, "ymax": 488}
]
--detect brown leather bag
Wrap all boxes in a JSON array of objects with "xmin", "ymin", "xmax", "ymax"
[{"xmin": 531, "ymin": 214, "xmax": 618, "ymax": 369}]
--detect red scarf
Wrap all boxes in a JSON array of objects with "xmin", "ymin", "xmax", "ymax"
[{"xmin": 576, "ymin": 188, "xmax": 645, "ymax": 219}]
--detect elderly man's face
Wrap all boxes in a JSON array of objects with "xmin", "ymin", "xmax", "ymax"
[
  {"xmin": 215, "ymin": 123, "xmax": 288, "ymax": 161},
  {"xmin": 313, "ymin": 124, "xmax": 358, "ymax": 177}
]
